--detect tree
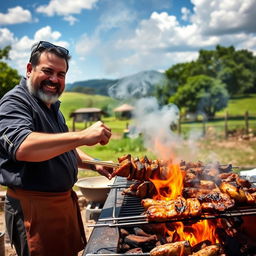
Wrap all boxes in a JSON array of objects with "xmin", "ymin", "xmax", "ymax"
[
  {"xmin": 197, "ymin": 45, "xmax": 256, "ymax": 95},
  {"xmin": 0, "ymin": 46, "xmax": 20, "ymax": 99},
  {"xmin": 169, "ymin": 75, "xmax": 229, "ymax": 119}
]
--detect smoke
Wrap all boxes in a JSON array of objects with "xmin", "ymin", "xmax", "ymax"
[
  {"xmin": 131, "ymin": 97, "xmax": 182, "ymax": 161},
  {"xmin": 108, "ymin": 70, "xmax": 167, "ymax": 99}
]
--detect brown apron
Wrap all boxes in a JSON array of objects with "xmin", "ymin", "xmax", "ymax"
[{"xmin": 7, "ymin": 188, "xmax": 86, "ymax": 256}]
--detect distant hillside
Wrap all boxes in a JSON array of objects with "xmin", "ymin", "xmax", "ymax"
[
  {"xmin": 66, "ymin": 79, "xmax": 117, "ymax": 95},
  {"xmin": 66, "ymin": 70, "xmax": 166, "ymax": 98}
]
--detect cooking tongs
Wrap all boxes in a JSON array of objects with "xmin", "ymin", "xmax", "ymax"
[{"xmin": 82, "ymin": 159, "xmax": 120, "ymax": 168}]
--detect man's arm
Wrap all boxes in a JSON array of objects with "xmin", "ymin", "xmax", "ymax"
[{"xmin": 16, "ymin": 121, "xmax": 111, "ymax": 162}]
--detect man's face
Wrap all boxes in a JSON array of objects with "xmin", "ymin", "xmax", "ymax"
[{"xmin": 26, "ymin": 51, "xmax": 67, "ymax": 107}]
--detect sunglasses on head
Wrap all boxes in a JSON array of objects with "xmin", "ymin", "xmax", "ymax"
[{"xmin": 33, "ymin": 41, "xmax": 69, "ymax": 56}]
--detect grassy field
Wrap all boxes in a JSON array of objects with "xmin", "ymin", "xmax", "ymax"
[{"xmin": 59, "ymin": 91, "xmax": 256, "ymax": 178}]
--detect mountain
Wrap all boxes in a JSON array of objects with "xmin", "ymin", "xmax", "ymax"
[
  {"xmin": 65, "ymin": 78, "xmax": 118, "ymax": 95},
  {"xmin": 66, "ymin": 70, "xmax": 166, "ymax": 98},
  {"xmin": 108, "ymin": 70, "xmax": 167, "ymax": 99}
]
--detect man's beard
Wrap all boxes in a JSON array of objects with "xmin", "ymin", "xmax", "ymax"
[{"xmin": 27, "ymin": 78, "xmax": 62, "ymax": 105}]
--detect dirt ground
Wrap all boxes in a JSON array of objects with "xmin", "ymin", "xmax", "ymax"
[{"xmin": 0, "ymin": 197, "xmax": 95, "ymax": 256}]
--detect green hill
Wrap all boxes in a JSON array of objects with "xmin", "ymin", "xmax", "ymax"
[
  {"xmin": 218, "ymin": 94, "xmax": 256, "ymax": 116},
  {"xmin": 66, "ymin": 79, "xmax": 117, "ymax": 95}
]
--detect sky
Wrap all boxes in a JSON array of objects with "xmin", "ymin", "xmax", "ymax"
[{"xmin": 0, "ymin": 0, "xmax": 256, "ymax": 83}]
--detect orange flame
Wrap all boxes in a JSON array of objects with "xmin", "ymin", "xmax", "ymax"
[
  {"xmin": 149, "ymin": 141, "xmax": 220, "ymax": 246},
  {"xmin": 150, "ymin": 162, "xmax": 184, "ymax": 200},
  {"xmin": 164, "ymin": 220, "xmax": 219, "ymax": 246}
]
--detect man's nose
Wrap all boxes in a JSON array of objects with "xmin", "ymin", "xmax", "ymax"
[{"xmin": 49, "ymin": 73, "xmax": 58, "ymax": 83}]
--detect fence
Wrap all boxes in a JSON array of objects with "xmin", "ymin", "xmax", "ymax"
[{"xmin": 178, "ymin": 111, "xmax": 256, "ymax": 139}]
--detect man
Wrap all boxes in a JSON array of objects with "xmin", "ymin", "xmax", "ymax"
[{"xmin": 0, "ymin": 41, "xmax": 112, "ymax": 256}]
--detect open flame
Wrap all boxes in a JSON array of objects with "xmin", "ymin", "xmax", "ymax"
[{"xmin": 150, "ymin": 154, "xmax": 220, "ymax": 246}]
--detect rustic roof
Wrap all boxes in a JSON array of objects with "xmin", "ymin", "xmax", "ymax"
[
  {"xmin": 113, "ymin": 104, "xmax": 134, "ymax": 112},
  {"xmin": 72, "ymin": 108, "xmax": 102, "ymax": 114}
]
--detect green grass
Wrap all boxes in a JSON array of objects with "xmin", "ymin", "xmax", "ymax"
[
  {"xmin": 218, "ymin": 94, "xmax": 256, "ymax": 116},
  {"xmin": 59, "ymin": 92, "xmax": 118, "ymax": 122}
]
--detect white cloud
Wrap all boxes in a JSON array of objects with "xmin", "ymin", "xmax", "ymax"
[
  {"xmin": 0, "ymin": 6, "xmax": 32, "ymax": 25},
  {"xmin": 96, "ymin": 2, "xmax": 136, "ymax": 34},
  {"xmin": 191, "ymin": 0, "xmax": 256, "ymax": 35},
  {"xmin": 63, "ymin": 15, "xmax": 78, "ymax": 25},
  {"xmin": 181, "ymin": 7, "xmax": 191, "ymax": 21},
  {"xmin": 75, "ymin": 34, "xmax": 99, "ymax": 57},
  {"xmin": 0, "ymin": 28, "xmax": 15, "ymax": 47},
  {"xmin": 34, "ymin": 26, "xmax": 62, "ymax": 42},
  {"xmin": 4, "ymin": 26, "xmax": 69, "ymax": 77},
  {"xmin": 89, "ymin": 0, "xmax": 256, "ymax": 78},
  {"xmin": 36, "ymin": 0, "xmax": 99, "ymax": 16}
]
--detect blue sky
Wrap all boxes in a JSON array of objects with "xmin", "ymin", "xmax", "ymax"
[{"xmin": 0, "ymin": 0, "xmax": 255, "ymax": 83}]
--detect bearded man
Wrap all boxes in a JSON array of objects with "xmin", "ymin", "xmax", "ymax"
[{"xmin": 0, "ymin": 41, "xmax": 112, "ymax": 256}]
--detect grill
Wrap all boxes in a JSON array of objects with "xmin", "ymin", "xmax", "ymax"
[{"xmin": 82, "ymin": 177, "xmax": 256, "ymax": 256}]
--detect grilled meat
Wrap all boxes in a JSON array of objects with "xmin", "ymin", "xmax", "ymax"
[
  {"xmin": 190, "ymin": 244, "xmax": 220, "ymax": 256},
  {"xmin": 198, "ymin": 192, "xmax": 235, "ymax": 212},
  {"xmin": 219, "ymin": 182, "xmax": 255, "ymax": 204},
  {"xmin": 150, "ymin": 241, "xmax": 191, "ymax": 256},
  {"xmin": 145, "ymin": 197, "xmax": 201, "ymax": 221},
  {"xmin": 111, "ymin": 154, "xmax": 163, "ymax": 181},
  {"xmin": 122, "ymin": 181, "xmax": 156, "ymax": 198}
]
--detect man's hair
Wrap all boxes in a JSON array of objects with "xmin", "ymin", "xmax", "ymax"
[{"xmin": 29, "ymin": 41, "xmax": 71, "ymax": 71}]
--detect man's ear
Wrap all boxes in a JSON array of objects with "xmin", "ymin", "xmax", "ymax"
[{"xmin": 26, "ymin": 63, "xmax": 33, "ymax": 77}]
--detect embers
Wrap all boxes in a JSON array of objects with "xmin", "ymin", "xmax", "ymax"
[{"xmin": 117, "ymin": 216, "xmax": 256, "ymax": 256}]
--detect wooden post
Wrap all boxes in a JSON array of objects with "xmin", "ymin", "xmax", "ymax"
[
  {"xmin": 178, "ymin": 116, "xmax": 181, "ymax": 135},
  {"xmin": 202, "ymin": 119, "xmax": 206, "ymax": 136},
  {"xmin": 225, "ymin": 111, "xmax": 228, "ymax": 139},
  {"xmin": 245, "ymin": 111, "xmax": 249, "ymax": 135},
  {"xmin": 72, "ymin": 117, "xmax": 75, "ymax": 131}
]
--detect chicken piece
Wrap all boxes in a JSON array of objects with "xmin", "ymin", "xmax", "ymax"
[
  {"xmin": 198, "ymin": 192, "xmax": 235, "ymax": 212},
  {"xmin": 191, "ymin": 244, "xmax": 220, "ymax": 256},
  {"xmin": 141, "ymin": 198, "xmax": 175, "ymax": 210},
  {"xmin": 150, "ymin": 241, "xmax": 191, "ymax": 256},
  {"xmin": 140, "ymin": 155, "xmax": 151, "ymax": 164},
  {"xmin": 186, "ymin": 198, "xmax": 202, "ymax": 217},
  {"xmin": 118, "ymin": 154, "xmax": 131, "ymax": 162},
  {"xmin": 199, "ymin": 180, "xmax": 216, "ymax": 189},
  {"xmin": 235, "ymin": 176, "xmax": 251, "ymax": 188},
  {"xmin": 146, "ymin": 197, "xmax": 202, "ymax": 221},
  {"xmin": 219, "ymin": 182, "xmax": 247, "ymax": 203},
  {"xmin": 121, "ymin": 181, "xmax": 143, "ymax": 196},
  {"xmin": 146, "ymin": 205, "xmax": 171, "ymax": 222},
  {"xmin": 144, "ymin": 163, "xmax": 153, "ymax": 180},
  {"xmin": 136, "ymin": 181, "xmax": 156, "ymax": 198},
  {"xmin": 204, "ymin": 168, "xmax": 219, "ymax": 178},
  {"xmin": 218, "ymin": 173, "xmax": 237, "ymax": 182},
  {"xmin": 134, "ymin": 159, "xmax": 146, "ymax": 180},
  {"xmin": 111, "ymin": 158, "xmax": 131, "ymax": 178},
  {"xmin": 182, "ymin": 187, "xmax": 220, "ymax": 198}
]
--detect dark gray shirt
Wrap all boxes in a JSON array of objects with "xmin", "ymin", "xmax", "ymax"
[{"xmin": 0, "ymin": 77, "xmax": 78, "ymax": 192}]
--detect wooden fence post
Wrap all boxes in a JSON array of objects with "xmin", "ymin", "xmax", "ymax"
[
  {"xmin": 245, "ymin": 111, "xmax": 249, "ymax": 135},
  {"xmin": 225, "ymin": 112, "xmax": 228, "ymax": 139},
  {"xmin": 72, "ymin": 117, "xmax": 75, "ymax": 131},
  {"xmin": 178, "ymin": 116, "xmax": 181, "ymax": 135},
  {"xmin": 202, "ymin": 120, "xmax": 206, "ymax": 136}
]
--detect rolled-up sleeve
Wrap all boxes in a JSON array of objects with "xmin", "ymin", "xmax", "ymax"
[{"xmin": 0, "ymin": 97, "xmax": 34, "ymax": 161}]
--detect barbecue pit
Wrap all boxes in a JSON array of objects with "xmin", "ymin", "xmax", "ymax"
[{"xmin": 82, "ymin": 175, "xmax": 256, "ymax": 256}]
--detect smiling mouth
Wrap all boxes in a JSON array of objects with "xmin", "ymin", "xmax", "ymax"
[{"xmin": 41, "ymin": 81, "xmax": 60, "ymax": 94}]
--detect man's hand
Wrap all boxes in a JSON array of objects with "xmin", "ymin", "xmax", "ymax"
[
  {"xmin": 80, "ymin": 121, "xmax": 112, "ymax": 146},
  {"xmin": 95, "ymin": 164, "xmax": 113, "ymax": 180}
]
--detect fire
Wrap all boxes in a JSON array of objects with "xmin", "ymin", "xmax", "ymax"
[
  {"xmin": 149, "ymin": 154, "xmax": 220, "ymax": 246},
  {"xmin": 163, "ymin": 219, "xmax": 219, "ymax": 247},
  {"xmin": 150, "ymin": 162, "xmax": 184, "ymax": 200}
]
